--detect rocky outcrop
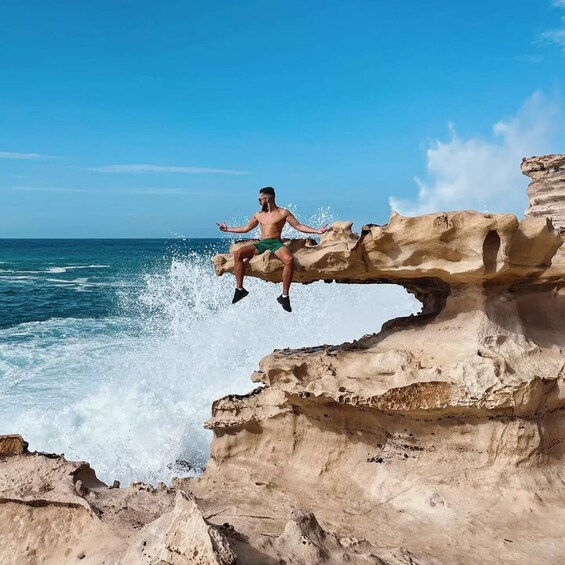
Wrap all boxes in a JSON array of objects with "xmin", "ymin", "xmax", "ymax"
[
  {"xmin": 523, "ymin": 154, "xmax": 565, "ymax": 284},
  {"xmin": 0, "ymin": 434, "xmax": 28, "ymax": 456},
  {"xmin": 0, "ymin": 446, "xmax": 418, "ymax": 563},
  {"xmin": 523, "ymin": 154, "xmax": 565, "ymax": 230},
  {"xmin": 0, "ymin": 448, "xmax": 242, "ymax": 564},
  {"xmin": 3, "ymin": 154, "xmax": 565, "ymax": 564},
  {"xmin": 213, "ymin": 213, "xmax": 562, "ymax": 285},
  {"xmin": 213, "ymin": 212, "xmax": 562, "ymax": 315},
  {"xmin": 202, "ymin": 159, "xmax": 565, "ymax": 563}
]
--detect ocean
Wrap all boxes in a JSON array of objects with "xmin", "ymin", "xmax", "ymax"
[{"xmin": 0, "ymin": 238, "xmax": 418, "ymax": 485}]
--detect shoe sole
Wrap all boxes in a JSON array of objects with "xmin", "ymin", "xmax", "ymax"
[{"xmin": 232, "ymin": 291, "xmax": 249, "ymax": 304}]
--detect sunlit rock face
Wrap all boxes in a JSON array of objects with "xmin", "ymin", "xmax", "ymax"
[
  {"xmin": 203, "ymin": 158, "xmax": 565, "ymax": 563},
  {"xmin": 213, "ymin": 212, "xmax": 562, "ymax": 287},
  {"xmin": 523, "ymin": 154, "xmax": 565, "ymax": 286},
  {"xmin": 3, "ymin": 155, "xmax": 565, "ymax": 564},
  {"xmin": 523, "ymin": 154, "xmax": 565, "ymax": 230}
]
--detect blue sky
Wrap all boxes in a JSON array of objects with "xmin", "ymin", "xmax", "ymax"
[{"xmin": 1, "ymin": 0, "xmax": 564, "ymax": 237}]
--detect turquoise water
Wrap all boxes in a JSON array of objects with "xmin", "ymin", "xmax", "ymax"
[
  {"xmin": 0, "ymin": 238, "xmax": 418, "ymax": 484},
  {"xmin": 0, "ymin": 238, "xmax": 225, "ymax": 329}
]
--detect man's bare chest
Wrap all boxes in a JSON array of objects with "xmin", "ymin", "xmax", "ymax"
[{"xmin": 257, "ymin": 213, "xmax": 286, "ymax": 228}]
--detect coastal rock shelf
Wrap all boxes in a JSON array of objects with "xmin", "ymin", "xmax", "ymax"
[
  {"xmin": 213, "ymin": 212, "xmax": 563, "ymax": 285},
  {"xmin": 3, "ymin": 154, "xmax": 565, "ymax": 564}
]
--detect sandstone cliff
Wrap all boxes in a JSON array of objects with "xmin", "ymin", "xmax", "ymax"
[
  {"xmin": 523, "ymin": 154, "xmax": 565, "ymax": 230},
  {"xmin": 2, "ymin": 154, "xmax": 565, "ymax": 564}
]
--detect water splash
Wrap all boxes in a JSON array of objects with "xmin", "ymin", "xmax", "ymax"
[{"xmin": 0, "ymin": 246, "xmax": 418, "ymax": 484}]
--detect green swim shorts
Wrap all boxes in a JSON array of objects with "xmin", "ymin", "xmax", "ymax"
[{"xmin": 254, "ymin": 238, "xmax": 285, "ymax": 254}]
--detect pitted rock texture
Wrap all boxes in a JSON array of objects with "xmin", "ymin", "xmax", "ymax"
[
  {"xmin": 196, "ymin": 283, "xmax": 565, "ymax": 564},
  {"xmin": 0, "ymin": 444, "xmax": 421, "ymax": 564},
  {"xmin": 213, "ymin": 213, "xmax": 563, "ymax": 288}
]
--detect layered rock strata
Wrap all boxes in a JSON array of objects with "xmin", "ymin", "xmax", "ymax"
[
  {"xmin": 523, "ymin": 154, "xmax": 565, "ymax": 230},
  {"xmin": 523, "ymin": 154, "xmax": 565, "ymax": 283},
  {"xmin": 2, "ymin": 155, "xmax": 565, "ymax": 564}
]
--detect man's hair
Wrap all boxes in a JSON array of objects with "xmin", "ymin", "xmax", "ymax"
[{"xmin": 259, "ymin": 186, "xmax": 276, "ymax": 200}]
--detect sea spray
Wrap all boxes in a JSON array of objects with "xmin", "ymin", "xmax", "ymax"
[{"xmin": 0, "ymin": 243, "xmax": 418, "ymax": 484}]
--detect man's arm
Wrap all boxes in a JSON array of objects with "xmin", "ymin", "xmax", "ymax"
[
  {"xmin": 217, "ymin": 215, "xmax": 259, "ymax": 233},
  {"xmin": 285, "ymin": 211, "xmax": 331, "ymax": 235}
]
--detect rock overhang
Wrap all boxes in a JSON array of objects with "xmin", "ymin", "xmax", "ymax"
[{"xmin": 212, "ymin": 211, "xmax": 563, "ymax": 289}]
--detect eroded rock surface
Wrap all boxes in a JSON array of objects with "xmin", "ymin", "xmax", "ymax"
[
  {"xmin": 523, "ymin": 154, "xmax": 565, "ymax": 283},
  {"xmin": 3, "ymin": 154, "xmax": 565, "ymax": 564},
  {"xmin": 213, "ymin": 213, "xmax": 562, "ymax": 285},
  {"xmin": 523, "ymin": 154, "xmax": 565, "ymax": 230}
]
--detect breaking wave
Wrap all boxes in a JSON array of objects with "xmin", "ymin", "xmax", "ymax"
[{"xmin": 0, "ymin": 246, "xmax": 418, "ymax": 484}]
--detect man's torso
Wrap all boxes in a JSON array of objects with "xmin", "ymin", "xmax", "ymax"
[{"xmin": 255, "ymin": 208, "xmax": 288, "ymax": 240}]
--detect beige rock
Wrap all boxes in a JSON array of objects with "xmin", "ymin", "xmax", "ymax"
[
  {"xmin": 523, "ymin": 154, "xmax": 565, "ymax": 230},
  {"xmin": 0, "ymin": 449, "xmax": 176, "ymax": 564},
  {"xmin": 0, "ymin": 434, "xmax": 28, "ymax": 456},
  {"xmin": 213, "ymin": 212, "xmax": 562, "ymax": 287},
  {"xmin": 121, "ymin": 491, "xmax": 237, "ymax": 564},
  {"xmin": 199, "ymin": 155, "xmax": 565, "ymax": 563},
  {"xmin": 523, "ymin": 154, "xmax": 565, "ymax": 284}
]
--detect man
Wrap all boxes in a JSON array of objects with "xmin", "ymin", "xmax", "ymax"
[{"xmin": 217, "ymin": 186, "xmax": 331, "ymax": 312}]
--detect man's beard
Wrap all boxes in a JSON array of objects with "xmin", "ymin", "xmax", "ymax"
[{"xmin": 261, "ymin": 203, "xmax": 268, "ymax": 212}]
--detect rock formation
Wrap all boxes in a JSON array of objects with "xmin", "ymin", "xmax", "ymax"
[
  {"xmin": 523, "ymin": 154, "xmax": 565, "ymax": 230},
  {"xmin": 2, "ymin": 154, "xmax": 565, "ymax": 564},
  {"xmin": 523, "ymin": 154, "xmax": 565, "ymax": 284}
]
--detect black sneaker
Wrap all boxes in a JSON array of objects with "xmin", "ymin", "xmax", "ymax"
[
  {"xmin": 232, "ymin": 288, "xmax": 249, "ymax": 304},
  {"xmin": 277, "ymin": 295, "xmax": 292, "ymax": 312}
]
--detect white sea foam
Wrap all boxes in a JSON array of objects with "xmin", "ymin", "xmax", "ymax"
[
  {"xmin": 10, "ymin": 265, "xmax": 112, "ymax": 274},
  {"xmin": 0, "ymin": 252, "xmax": 418, "ymax": 485},
  {"xmin": 43, "ymin": 277, "xmax": 90, "ymax": 284},
  {"xmin": 0, "ymin": 275, "xmax": 32, "ymax": 280},
  {"xmin": 65, "ymin": 265, "xmax": 110, "ymax": 270}
]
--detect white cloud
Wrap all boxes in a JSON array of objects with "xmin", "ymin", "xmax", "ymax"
[
  {"xmin": 87, "ymin": 164, "xmax": 248, "ymax": 175},
  {"xmin": 389, "ymin": 92, "xmax": 561, "ymax": 217},
  {"xmin": 0, "ymin": 151, "xmax": 55, "ymax": 160},
  {"xmin": 538, "ymin": 1, "xmax": 565, "ymax": 51},
  {"xmin": 539, "ymin": 18, "xmax": 565, "ymax": 50}
]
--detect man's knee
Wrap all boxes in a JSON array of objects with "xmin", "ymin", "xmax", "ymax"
[
  {"xmin": 234, "ymin": 248, "xmax": 247, "ymax": 261},
  {"xmin": 234, "ymin": 246, "xmax": 256, "ymax": 261},
  {"xmin": 281, "ymin": 254, "xmax": 294, "ymax": 266}
]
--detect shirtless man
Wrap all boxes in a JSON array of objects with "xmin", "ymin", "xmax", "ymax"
[{"xmin": 217, "ymin": 186, "xmax": 331, "ymax": 312}]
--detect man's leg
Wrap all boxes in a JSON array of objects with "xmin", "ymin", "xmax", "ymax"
[
  {"xmin": 274, "ymin": 246, "xmax": 294, "ymax": 312},
  {"xmin": 274, "ymin": 246, "xmax": 294, "ymax": 295},
  {"xmin": 232, "ymin": 244, "xmax": 259, "ymax": 303}
]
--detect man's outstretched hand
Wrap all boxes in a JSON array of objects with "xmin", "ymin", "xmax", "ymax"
[
  {"xmin": 317, "ymin": 224, "xmax": 332, "ymax": 235},
  {"xmin": 216, "ymin": 222, "xmax": 228, "ymax": 232}
]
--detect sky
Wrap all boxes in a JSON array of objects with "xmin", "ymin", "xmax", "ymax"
[{"xmin": 1, "ymin": 0, "xmax": 565, "ymax": 238}]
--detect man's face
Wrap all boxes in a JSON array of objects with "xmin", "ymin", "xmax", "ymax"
[{"xmin": 258, "ymin": 194, "xmax": 269, "ymax": 212}]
